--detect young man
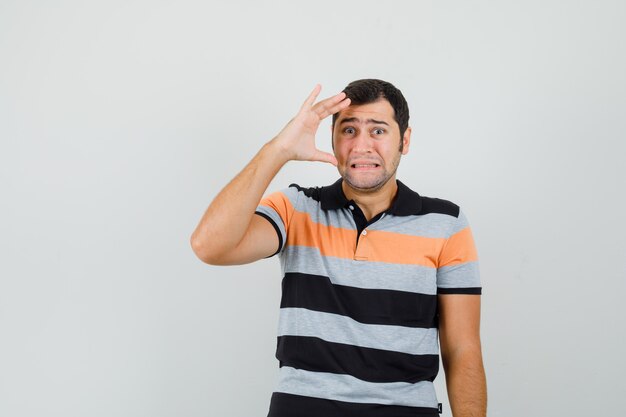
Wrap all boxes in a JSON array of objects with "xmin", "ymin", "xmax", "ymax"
[{"xmin": 190, "ymin": 79, "xmax": 487, "ymax": 417}]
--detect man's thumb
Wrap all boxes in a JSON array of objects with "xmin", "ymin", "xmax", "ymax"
[{"xmin": 313, "ymin": 150, "xmax": 338, "ymax": 166}]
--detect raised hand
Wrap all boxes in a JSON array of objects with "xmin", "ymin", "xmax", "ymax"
[{"xmin": 272, "ymin": 84, "xmax": 351, "ymax": 166}]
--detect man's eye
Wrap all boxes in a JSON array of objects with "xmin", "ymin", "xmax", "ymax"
[
  {"xmin": 373, "ymin": 128, "xmax": 385, "ymax": 135},
  {"xmin": 344, "ymin": 127, "xmax": 355, "ymax": 134}
]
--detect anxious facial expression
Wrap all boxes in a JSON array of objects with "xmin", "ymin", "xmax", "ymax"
[{"xmin": 332, "ymin": 99, "xmax": 410, "ymax": 192}]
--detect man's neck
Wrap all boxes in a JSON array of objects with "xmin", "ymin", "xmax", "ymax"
[{"xmin": 341, "ymin": 177, "xmax": 398, "ymax": 221}]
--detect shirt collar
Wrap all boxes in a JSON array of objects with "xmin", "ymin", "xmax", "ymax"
[{"xmin": 319, "ymin": 178, "xmax": 422, "ymax": 216}]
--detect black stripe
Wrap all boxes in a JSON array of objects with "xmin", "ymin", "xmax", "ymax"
[
  {"xmin": 280, "ymin": 272, "xmax": 438, "ymax": 328},
  {"xmin": 437, "ymin": 287, "xmax": 482, "ymax": 295},
  {"xmin": 254, "ymin": 211, "xmax": 283, "ymax": 257},
  {"xmin": 267, "ymin": 392, "xmax": 439, "ymax": 417},
  {"xmin": 277, "ymin": 335, "xmax": 439, "ymax": 383}
]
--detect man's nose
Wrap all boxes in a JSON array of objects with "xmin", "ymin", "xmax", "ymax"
[{"xmin": 352, "ymin": 130, "xmax": 374, "ymax": 152}]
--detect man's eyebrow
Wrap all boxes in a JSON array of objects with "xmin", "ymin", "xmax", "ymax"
[{"xmin": 338, "ymin": 117, "xmax": 389, "ymax": 126}]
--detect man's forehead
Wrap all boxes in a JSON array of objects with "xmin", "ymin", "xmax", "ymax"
[{"xmin": 335, "ymin": 99, "xmax": 395, "ymax": 124}]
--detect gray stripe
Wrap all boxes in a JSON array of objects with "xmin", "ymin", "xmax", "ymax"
[
  {"xmin": 277, "ymin": 186, "xmax": 301, "ymax": 207},
  {"xmin": 280, "ymin": 246, "xmax": 438, "ymax": 295},
  {"xmin": 366, "ymin": 212, "xmax": 459, "ymax": 238},
  {"xmin": 437, "ymin": 261, "xmax": 481, "ymax": 288},
  {"xmin": 255, "ymin": 205, "xmax": 286, "ymax": 250},
  {"xmin": 450, "ymin": 209, "xmax": 471, "ymax": 236},
  {"xmin": 294, "ymin": 192, "xmax": 357, "ymax": 230},
  {"xmin": 274, "ymin": 366, "xmax": 439, "ymax": 408},
  {"xmin": 257, "ymin": 186, "xmax": 301, "ymax": 226},
  {"xmin": 277, "ymin": 308, "xmax": 439, "ymax": 355}
]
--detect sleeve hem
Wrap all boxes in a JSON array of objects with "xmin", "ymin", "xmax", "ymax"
[
  {"xmin": 254, "ymin": 211, "xmax": 283, "ymax": 258},
  {"xmin": 437, "ymin": 287, "xmax": 482, "ymax": 295}
]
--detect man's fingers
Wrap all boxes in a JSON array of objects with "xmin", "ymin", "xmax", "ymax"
[
  {"xmin": 312, "ymin": 150, "xmax": 338, "ymax": 166},
  {"xmin": 300, "ymin": 87, "xmax": 351, "ymax": 121},
  {"xmin": 301, "ymin": 84, "xmax": 322, "ymax": 109},
  {"xmin": 317, "ymin": 97, "xmax": 351, "ymax": 119},
  {"xmin": 313, "ymin": 92, "xmax": 350, "ymax": 118}
]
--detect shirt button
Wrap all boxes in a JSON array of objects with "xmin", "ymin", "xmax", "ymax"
[
  {"xmin": 348, "ymin": 205, "xmax": 354, "ymax": 211},
  {"xmin": 362, "ymin": 230, "xmax": 368, "ymax": 236}
]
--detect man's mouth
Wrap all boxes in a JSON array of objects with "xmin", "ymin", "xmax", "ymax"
[{"xmin": 351, "ymin": 163, "xmax": 380, "ymax": 169}]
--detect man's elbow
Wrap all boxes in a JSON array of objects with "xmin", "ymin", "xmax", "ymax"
[
  {"xmin": 190, "ymin": 234, "xmax": 226, "ymax": 265},
  {"xmin": 441, "ymin": 343, "xmax": 484, "ymax": 372}
]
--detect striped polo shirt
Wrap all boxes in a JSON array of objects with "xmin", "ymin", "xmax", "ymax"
[{"xmin": 255, "ymin": 178, "xmax": 481, "ymax": 417}]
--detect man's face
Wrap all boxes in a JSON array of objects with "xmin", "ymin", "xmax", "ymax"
[{"xmin": 332, "ymin": 99, "xmax": 411, "ymax": 193}]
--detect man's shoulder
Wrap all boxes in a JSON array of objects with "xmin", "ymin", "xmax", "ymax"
[
  {"xmin": 396, "ymin": 180, "xmax": 461, "ymax": 218},
  {"xmin": 284, "ymin": 179, "xmax": 343, "ymax": 210},
  {"xmin": 283, "ymin": 180, "xmax": 462, "ymax": 218},
  {"xmin": 418, "ymin": 195, "xmax": 460, "ymax": 218},
  {"xmin": 287, "ymin": 183, "xmax": 322, "ymax": 200}
]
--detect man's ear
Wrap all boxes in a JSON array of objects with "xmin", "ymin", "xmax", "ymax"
[{"xmin": 401, "ymin": 126, "xmax": 412, "ymax": 155}]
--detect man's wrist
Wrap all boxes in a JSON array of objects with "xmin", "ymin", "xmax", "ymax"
[{"xmin": 264, "ymin": 137, "xmax": 294, "ymax": 165}]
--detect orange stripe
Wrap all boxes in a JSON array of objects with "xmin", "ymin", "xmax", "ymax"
[
  {"xmin": 365, "ymin": 229, "xmax": 445, "ymax": 267},
  {"xmin": 258, "ymin": 191, "xmax": 295, "ymax": 229},
  {"xmin": 438, "ymin": 227, "xmax": 478, "ymax": 267},
  {"xmin": 285, "ymin": 211, "xmax": 447, "ymax": 267},
  {"xmin": 287, "ymin": 211, "xmax": 357, "ymax": 260}
]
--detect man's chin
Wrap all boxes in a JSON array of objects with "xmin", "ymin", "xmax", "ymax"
[{"xmin": 342, "ymin": 174, "xmax": 391, "ymax": 193}]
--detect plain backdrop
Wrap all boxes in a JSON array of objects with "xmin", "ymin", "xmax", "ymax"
[{"xmin": 1, "ymin": 1, "xmax": 625, "ymax": 416}]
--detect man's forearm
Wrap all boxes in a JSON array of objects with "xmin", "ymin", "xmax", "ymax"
[
  {"xmin": 190, "ymin": 139, "xmax": 288, "ymax": 261},
  {"xmin": 443, "ymin": 347, "xmax": 487, "ymax": 417}
]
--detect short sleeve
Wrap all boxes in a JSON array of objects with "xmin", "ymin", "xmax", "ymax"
[
  {"xmin": 436, "ymin": 209, "xmax": 482, "ymax": 294},
  {"xmin": 254, "ymin": 186, "xmax": 299, "ymax": 257}
]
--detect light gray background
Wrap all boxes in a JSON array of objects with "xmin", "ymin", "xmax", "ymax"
[{"xmin": 1, "ymin": 1, "xmax": 625, "ymax": 416}]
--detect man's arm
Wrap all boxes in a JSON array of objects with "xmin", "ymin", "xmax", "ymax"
[
  {"xmin": 190, "ymin": 85, "xmax": 350, "ymax": 265},
  {"xmin": 438, "ymin": 294, "xmax": 487, "ymax": 417}
]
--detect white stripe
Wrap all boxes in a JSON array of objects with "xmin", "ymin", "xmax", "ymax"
[
  {"xmin": 278, "ymin": 308, "xmax": 439, "ymax": 355},
  {"xmin": 274, "ymin": 366, "xmax": 439, "ymax": 408}
]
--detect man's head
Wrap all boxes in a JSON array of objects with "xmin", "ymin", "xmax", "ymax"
[
  {"xmin": 332, "ymin": 79, "xmax": 410, "ymax": 151},
  {"xmin": 331, "ymin": 79, "xmax": 411, "ymax": 193}
]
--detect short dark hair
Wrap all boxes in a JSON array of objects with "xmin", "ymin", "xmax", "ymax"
[{"xmin": 332, "ymin": 79, "xmax": 410, "ymax": 151}]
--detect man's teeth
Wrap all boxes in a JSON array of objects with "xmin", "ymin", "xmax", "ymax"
[{"xmin": 354, "ymin": 164, "xmax": 378, "ymax": 168}]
